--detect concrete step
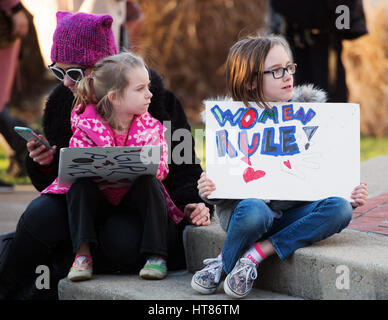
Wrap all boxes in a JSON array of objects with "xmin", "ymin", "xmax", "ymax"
[
  {"xmin": 58, "ymin": 271, "xmax": 301, "ymax": 300},
  {"xmin": 59, "ymin": 217, "xmax": 388, "ymax": 301},
  {"xmin": 184, "ymin": 223, "xmax": 388, "ymax": 300}
]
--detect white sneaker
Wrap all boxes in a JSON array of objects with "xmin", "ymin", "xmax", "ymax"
[
  {"xmin": 139, "ymin": 256, "xmax": 167, "ymax": 280},
  {"xmin": 67, "ymin": 255, "xmax": 93, "ymax": 282},
  {"xmin": 224, "ymin": 258, "xmax": 257, "ymax": 299},
  {"xmin": 191, "ymin": 257, "xmax": 223, "ymax": 294}
]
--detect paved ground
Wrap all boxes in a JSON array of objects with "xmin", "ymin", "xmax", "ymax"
[
  {"xmin": 349, "ymin": 192, "xmax": 388, "ymax": 235},
  {"xmin": 0, "ymin": 185, "xmax": 38, "ymax": 234}
]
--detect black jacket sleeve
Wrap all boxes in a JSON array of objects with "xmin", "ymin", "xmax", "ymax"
[
  {"xmin": 25, "ymin": 84, "xmax": 74, "ymax": 191},
  {"xmin": 162, "ymin": 89, "xmax": 204, "ymax": 208},
  {"xmin": 148, "ymin": 70, "xmax": 213, "ymax": 215}
]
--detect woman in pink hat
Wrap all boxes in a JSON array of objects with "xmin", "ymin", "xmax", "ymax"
[{"xmin": 0, "ymin": 11, "xmax": 211, "ymax": 299}]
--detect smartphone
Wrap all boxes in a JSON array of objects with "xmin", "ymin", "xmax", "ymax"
[{"xmin": 14, "ymin": 126, "xmax": 55, "ymax": 152}]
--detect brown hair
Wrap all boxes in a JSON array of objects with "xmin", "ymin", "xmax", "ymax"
[
  {"xmin": 75, "ymin": 51, "xmax": 146, "ymax": 128},
  {"xmin": 226, "ymin": 34, "xmax": 293, "ymax": 109}
]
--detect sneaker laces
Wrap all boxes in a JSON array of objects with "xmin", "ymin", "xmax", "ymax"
[
  {"xmin": 146, "ymin": 256, "xmax": 166, "ymax": 265},
  {"xmin": 231, "ymin": 258, "xmax": 257, "ymax": 286},
  {"xmin": 201, "ymin": 257, "xmax": 223, "ymax": 283},
  {"xmin": 72, "ymin": 255, "xmax": 92, "ymax": 269}
]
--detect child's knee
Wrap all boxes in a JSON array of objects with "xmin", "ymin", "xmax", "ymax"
[
  {"xmin": 233, "ymin": 199, "xmax": 273, "ymax": 229},
  {"xmin": 327, "ymin": 197, "xmax": 353, "ymax": 228}
]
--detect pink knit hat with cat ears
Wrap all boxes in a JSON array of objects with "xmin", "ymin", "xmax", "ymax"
[{"xmin": 51, "ymin": 11, "xmax": 118, "ymax": 67}]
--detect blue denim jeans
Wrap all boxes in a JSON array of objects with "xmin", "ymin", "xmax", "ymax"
[{"xmin": 221, "ymin": 197, "xmax": 352, "ymax": 274}]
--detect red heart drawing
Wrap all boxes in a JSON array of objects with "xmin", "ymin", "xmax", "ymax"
[
  {"xmin": 243, "ymin": 167, "xmax": 266, "ymax": 183},
  {"xmin": 241, "ymin": 156, "xmax": 252, "ymax": 166},
  {"xmin": 284, "ymin": 160, "xmax": 291, "ymax": 169}
]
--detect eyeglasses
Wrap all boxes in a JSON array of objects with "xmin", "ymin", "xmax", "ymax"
[
  {"xmin": 263, "ymin": 63, "xmax": 297, "ymax": 79},
  {"xmin": 48, "ymin": 63, "xmax": 87, "ymax": 82}
]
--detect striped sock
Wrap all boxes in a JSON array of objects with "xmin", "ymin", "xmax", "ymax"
[{"xmin": 242, "ymin": 242, "xmax": 267, "ymax": 265}]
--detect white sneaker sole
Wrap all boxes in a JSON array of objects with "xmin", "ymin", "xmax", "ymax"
[
  {"xmin": 191, "ymin": 275, "xmax": 218, "ymax": 295},
  {"xmin": 67, "ymin": 269, "xmax": 92, "ymax": 282},
  {"xmin": 223, "ymin": 275, "xmax": 249, "ymax": 299},
  {"xmin": 139, "ymin": 268, "xmax": 166, "ymax": 280}
]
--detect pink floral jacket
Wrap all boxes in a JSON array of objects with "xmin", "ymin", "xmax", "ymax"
[{"xmin": 42, "ymin": 104, "xmax": 184, "ymax": 224}]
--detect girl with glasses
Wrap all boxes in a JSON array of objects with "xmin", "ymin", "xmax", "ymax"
[{"xmin": 191, "ymin": 34, "xmax": 368, "ymax": 299}]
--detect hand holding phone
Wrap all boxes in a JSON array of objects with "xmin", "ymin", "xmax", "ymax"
[{"xmin": 14, "ymin": 126, "xmax": 55, "ymax": 152}]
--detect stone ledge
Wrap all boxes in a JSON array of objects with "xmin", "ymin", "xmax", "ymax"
[
  {"xmin": 58, "ymin": 272, "xmax": 300, "ymax": 300},
  {"xmin": 184, "ymin": 224, "xmax": 388, "ymax": 300}
]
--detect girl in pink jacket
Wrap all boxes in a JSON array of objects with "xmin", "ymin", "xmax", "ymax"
[{"xmin": 42, "ymin": 51, "xmax": 184, "ymax": 282}]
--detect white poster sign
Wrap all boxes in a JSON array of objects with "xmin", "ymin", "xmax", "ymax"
[
  {"xmin": 58, "ymin": 146, "xmax": 161, "ymax": 188},
  {"xmin": 205, "ymin": 101, "xmax": 360, "ymax": 202}
]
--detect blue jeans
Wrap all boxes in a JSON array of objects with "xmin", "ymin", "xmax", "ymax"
[{"xmin": 221, "ymin": 197, "xmax": 352, "ymax": 274}]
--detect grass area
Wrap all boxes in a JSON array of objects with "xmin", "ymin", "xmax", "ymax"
[
  {"xmin": 1, "ymin": 133, "xmax": 387, "ymax": 185},
  {"xmin": 0, "ymin": 147, "xmax": 31, "ymax": 185},
  {"xmin": 360, "ymin": 135, "xmax": 388, "ymax": 161}
]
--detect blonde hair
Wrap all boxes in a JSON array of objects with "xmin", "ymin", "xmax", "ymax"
[
  {"xmin": 75, "ymin": 51, "xmax": 146, "ymax": 128},
  {"xmin": 226, "ymin": 34, "xmax": 293, "ymax": 109}
]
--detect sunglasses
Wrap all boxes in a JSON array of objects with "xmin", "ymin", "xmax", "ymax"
[{"xmin": 48, "ymin": 63, "xmax": 87, "ymax": 82}]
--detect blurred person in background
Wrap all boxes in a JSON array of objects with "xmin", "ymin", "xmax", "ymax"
[
  {"xmin": 123, "ymin": 1, "xmax": 143, "ymax": 50},
  {"xmin": 0, "ymin": 0, "xmax": 30, "ymax": 191},
  {"xmin": 269, "ymin": 0, "xmax": 368, "ymax": 102}
]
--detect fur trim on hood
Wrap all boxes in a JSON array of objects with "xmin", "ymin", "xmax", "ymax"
[
  {"xmin": 291, "ymin": 84, "xmax": 327, "ymax": 103},
  {"xmin": 201, "ymin": 84, "xmax": 327, "ymax": 123}
]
